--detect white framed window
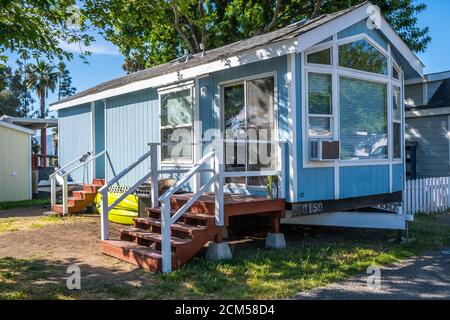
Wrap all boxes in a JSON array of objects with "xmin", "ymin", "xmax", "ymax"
[
  {"xmin": 303, "ymin": 33, "xmax": 404, "ymax": 166},
  {"xmin": 159, "ymin": 86, "xmax": 194, "ymax": 163},
  {"xmin": 306, "ymin": 72, "xmax": 333, "ymax": 138},
  {"xmin": 392, "ymin": 84, "xmax": 402, "ymax": 159}
]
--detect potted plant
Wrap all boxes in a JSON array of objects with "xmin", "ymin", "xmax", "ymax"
[{"xmin": 267, "ymin": 175, "xmax": 279, "ymax": 199}]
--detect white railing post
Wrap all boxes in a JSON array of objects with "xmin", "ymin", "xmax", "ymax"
[
  {"xmin": 214, "ymin": 140, "xmax": 224, "ymax": 227},
  {"xmin": 150, "ymin": 143, "xmax": 159, "ymax": 208},
  {"xmin": 161, "ymin": 201, "xmax": 172, "ymax": 273},
  {"xmin": 101, "ymin": 191, "xmax": 109, "ymax": 240},
  {"xmin": 50, "ymin": 176, "xmax": 56, "ymax": 207},
  {"xmin": 62, "ymin": 175, "xmax": 68, "ymax": 215}
]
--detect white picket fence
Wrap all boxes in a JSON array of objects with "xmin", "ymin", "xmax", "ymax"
[{"xmin": 404, "ymin": 177, "xmax": 450, "ymax": 215}]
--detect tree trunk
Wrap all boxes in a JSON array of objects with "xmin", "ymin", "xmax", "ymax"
[{"xmin": 39, "ymin": 90, "xmax": 47, "ymax": 169}]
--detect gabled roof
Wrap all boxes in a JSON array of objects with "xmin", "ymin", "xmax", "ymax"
[
  {"xmin": 409, "ymin": 78, "xmax": 450, "ymax": 112},
  {"xmin": 51, "ymin": 1, "xmax": 423, "ymax": 111}
]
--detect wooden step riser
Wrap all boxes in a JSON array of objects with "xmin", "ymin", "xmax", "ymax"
[
  {"xmin": 147, "ymin": 211, "xmax": 211, "ymax": 227},
  {"xmin": 170, "ymin": 199, "xmax": 215, "ymax": 214},
  {"xmin": 120, "ymin": 233, "xmax": 182, "ymax": 255},
  {"xmin": 133, "ymin": 222, "xmax": 193, "ymax": 239},
  {"xmin": 101, "ymin": 241, "xmax": 161, "ymax": 271}
]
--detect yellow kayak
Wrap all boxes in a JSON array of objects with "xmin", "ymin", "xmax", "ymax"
[{"xmin": 94, "ymin": 193, "xmax": 139, "ymax": 225}]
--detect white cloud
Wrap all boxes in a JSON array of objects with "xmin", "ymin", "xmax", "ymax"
[{"xmin": 58, "ymin": 39, "xmax": 121, "ymax": 56}]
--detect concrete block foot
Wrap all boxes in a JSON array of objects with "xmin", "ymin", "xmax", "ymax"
[
  {"xmin": 265, "ymin": 233, "xmax": 286, "ymax": 249},
  {"xmin": 205, "ymin": 242, "xmax": 232, "ymax": 261}
]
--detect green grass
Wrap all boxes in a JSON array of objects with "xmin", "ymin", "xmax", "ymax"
[
  {"xmin": 0, "ymin": 215, "xmax": 74, "ymax": 233},
  {"xmin": 0, "ymin": 214, "xmax": 449, "ymax": 299},
  {"xmin": 0, "ymin": 199, "xmax": 50, "ymax": 210}
]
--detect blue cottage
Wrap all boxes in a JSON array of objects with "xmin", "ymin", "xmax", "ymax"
[{"xmin": 50, "ymin": 2, "xmax": 423, "ymax": 271}]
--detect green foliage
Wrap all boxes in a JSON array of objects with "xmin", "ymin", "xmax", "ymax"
[
  {"xmin": 83, "ymin": 0, "xmax": 430, "ymax": 73},
  {"xmin": 0, "ymin": 0, "xmax": 93, "ymax": 65},
  {"xmin": 57, "ymin": 62, "xmax": 76, "ymax": 100},
  {"xmin": 26, "ymin": 60, "xmax": 59, "ymax": 118}
]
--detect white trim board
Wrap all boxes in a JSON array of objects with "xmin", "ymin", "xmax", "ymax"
[
  {"xmin": 281, "ymin": 211, "xmax": 411, "ymax": 230},
  {"xmin": 50, "ymin": 3, "xmax": 423, "ymax": 112}
]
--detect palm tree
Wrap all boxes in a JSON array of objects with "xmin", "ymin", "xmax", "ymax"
[{"xmin": 26, "ymin": 60, "xmax": 58, "ymax": 168}]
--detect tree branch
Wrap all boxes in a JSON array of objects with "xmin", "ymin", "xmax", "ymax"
[
  {"xmin": 256, "ymin": 0, "xmax": 282, "ymax": 35},
  {"xmin": 311, "ymin": 0, "xmax": 325, "ymax": 19},
  {"xmin": 172, "ymin": 4, "xmax": 196, "ymax": 54}
]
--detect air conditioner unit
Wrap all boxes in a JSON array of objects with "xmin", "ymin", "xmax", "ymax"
[{"xmin": 309, "ymin": 140, "xmax": 340, "ymax": 161}]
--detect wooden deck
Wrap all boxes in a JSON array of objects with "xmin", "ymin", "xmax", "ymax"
[{"xmin": 102, "ymin": 193, "xmax": 286, "ymax": 271}]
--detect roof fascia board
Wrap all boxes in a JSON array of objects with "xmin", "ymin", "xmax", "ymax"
[
  {"xmin": 0, "ymin": 121, "xmax": 36, "ymax": 135},
  {"xmin": 296, "ymin": 2, "xmax": 423, "ymax": 77},
  {"xmin": 406, "ymin": 106, "xmax": 450, "ymax": 118},
  {"xmin": 50, "ymin": 38, "xmax": 298, "ymax": 111},
  {"xmin": 296, "ymin": 3, "xmax": 372, "ymax": 52}
]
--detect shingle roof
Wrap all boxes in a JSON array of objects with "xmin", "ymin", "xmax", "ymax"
[{"xmin": 51, "ymin": 2, "xmax": 369, "ymax": 107}]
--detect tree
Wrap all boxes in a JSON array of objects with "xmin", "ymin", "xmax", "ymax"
[
  {"xmin": 83, "ymin": 0, "xmax": 430, "ymax": 73},
  {"xmin": 0, "ymin": 63, "xmax": 35, "ymax": 117},
  {"xmin": 26, "ymin": 60, "xmax": 59, "ymax": 158},
  {"xmin": 57, "ymin": 62, "xmax": 76, "ymax": 100},
  {"xmin": 0, "ymin": 0, "xmax": 93, "ymax": 65}
]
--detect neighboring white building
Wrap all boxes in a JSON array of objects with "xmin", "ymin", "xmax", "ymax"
[{"xmin": 0, "ymin": 119, "xmax": 35, "ymax": 202}]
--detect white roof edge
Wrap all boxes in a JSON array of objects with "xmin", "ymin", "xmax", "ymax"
[
  {"xmin": 0, "ymin": 121, "xmax": 36, "ymax": 135},
  {"xmin": 296, "ymin": 2, "xmax": 423, "ymax": 77},
  {"xmin": 51, "ymin": 2, "xmax": 424, "ymax": 111},
  {"xmin": 406, "ymin": 70, "xmax": 450, "ymax": 85},
  {"xmin": 50, "ymin": 38, "xmax": 298, "ymax": 111}
]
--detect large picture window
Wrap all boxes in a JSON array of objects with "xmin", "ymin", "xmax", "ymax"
[
  {"xmin": 160, "ymin": 89, "xmax": 193, "ymax": 162},
  {"xmin": 339, "ymin": 77, "xmax": 388, "ymax": 160}
]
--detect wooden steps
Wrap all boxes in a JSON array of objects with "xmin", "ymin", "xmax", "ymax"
[
  {"xmin": 51, "ymin": 178, "xmax": 105, "ymax": 214},
  {"xmin": 101, "ymin": 193, "xmax": 285, "ymax": 272}
]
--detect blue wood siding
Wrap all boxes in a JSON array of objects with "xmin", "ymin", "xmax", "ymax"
[
  {"xmin": 58, "ymin": 104, "xmax": 92, "ymax": 183},
  {"xmin": 338, "ymin": 19, "xmax": 388, "ymax": 50},
  {"xmin": 94, "ymin": 100, "xmax": 105, "ymax": 178},
  {"xmin": 392, "ymin": 164, "xmax": 404, "ymax": 192},
  {"xmin": 105, "ymin": 88, "xmax": 159, "ymax": 186},
  {"xmin": 198, "ymin": 56, "xmax": 290, "ymax": 198},
  {"xmin": 340, "ymin": 165, "xmax": 389, "ymax": 198},
  {"xmin": 298, "ymin": 167, "xmax": 335, "ymax": 201}
]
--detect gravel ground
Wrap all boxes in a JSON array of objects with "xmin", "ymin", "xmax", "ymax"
[{"xmin": 296, "ymin": 214, "xmax": 450, "ymax": 300}]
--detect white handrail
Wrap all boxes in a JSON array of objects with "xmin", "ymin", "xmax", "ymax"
[
  {"xmin": 159, "ymin": 150, "xmax": 215, "ymax": 202},
  {"xmin": 62, "ymin": 150, "xmax": 106, "ymax": 177}
]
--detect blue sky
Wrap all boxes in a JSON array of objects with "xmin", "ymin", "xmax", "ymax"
[{"xmin": 5, "ymin": 0, "xmax": 450, "ymax": 117}]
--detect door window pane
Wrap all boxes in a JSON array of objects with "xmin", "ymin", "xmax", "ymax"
[
  {"xmin": 246, "ymin": 77, "xmax": 274, "ymax": 129},
  {"xmin": 308, "ymin": 73, "xmax": 332, "ymax": 114},
  {"xmin": 307, "ymin": 48, "xmax": 332, "ymax": 65},
  {"xmin": 161, "ymin": 127, "xmax": 193, "ymax": 161},
  {"xmin": 339, "ymin": 77, "xmax": 388, "ymax": 160},
  {"xmin": 224, "ymin": 84, "xmax": 245, "ymax": 131},
  {"xmin": 339, "ymin": 39, "xmax": 387, "ymax": 75}
]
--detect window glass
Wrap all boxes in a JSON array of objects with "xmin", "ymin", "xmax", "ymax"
[
  {"xmin": 393, "ymin": 86, "xmax": 401, "ymax": 121},
  {"xmin": 393, "ymin": 122, "xmax": 401, "ymax": 159},
  {"xmin": 309, "ymin": 117, "xmax": 331, "ymax": 137},
  {"xmin": 308, "ymin": 73, "xmax": 332, "ymax": 114},
  {"xmin": 160, "ymin": 89, "xmax": 192, "ymax": 127},
  {"xmin": 160, "ymin": 89, "xmax": 193, "ymax": 162},
  {"xmin": 307, "ymin": 48, "xmax": 332, "ymax": 65},
  {"xmin": 392, "ymin": 66, "xmax": 400, "ymax": 80},
  {"xmin": 339, "ymin": 77, "xmax": 388, "ymax": 160},
  {"xmin": 339, "ymin": 39, "xmax": 387, "ymax": 75}
]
